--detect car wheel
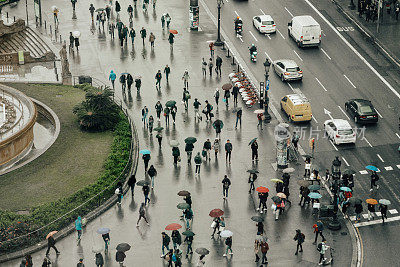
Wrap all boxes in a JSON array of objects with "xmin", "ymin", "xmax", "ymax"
[
  {"xmin": 354, "ymin": 116, "xmax": 358, "ymax": 123},
  {"xmin": 280, "ymin": 103, "xmax": 284, "ymax": 111},
  {"xmin": 281, "ymin": 74, "xmax": 285, "ymax": 82},
  {"xmin": 288, "ymin": 29, "xmax": 291, "ymax": 37}
]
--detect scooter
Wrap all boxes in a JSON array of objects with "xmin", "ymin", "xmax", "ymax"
[
  {"xmin": 250, "ymin": 51, "xmax": 257, "ymax": 62},
  {"xmin": 235, "ymin": 23, "xmax": 243, "ymax": 37}
]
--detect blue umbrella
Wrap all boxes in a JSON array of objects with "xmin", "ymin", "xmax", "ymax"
[
  {"xmin": 340, "ymin": 186, "xmax": 352, "ymax": 192},
  {"xmin": 366, "ymin": 165, "xmax": 378, "ymax": 172},
  {"xmin": 139, "ymin": 149, "xmax": 151, "ymax": 155},
  {"xmin": 308, "ymin": 192, "xmax": 322, "ymax": 199},
  {"xmin": 96, "ymin": 227, "xmax": 110, "ymax": 234}
]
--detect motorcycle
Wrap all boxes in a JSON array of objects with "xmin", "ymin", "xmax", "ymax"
[
  {"xmin": 235, "ymin": 23, "xmax": 242, "ymax": 37},
  {"xmin": 250, "ymin": 51, "xmax": 257, "ymax": 62}
]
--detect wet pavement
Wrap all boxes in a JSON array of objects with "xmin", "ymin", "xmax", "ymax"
[{"xmin": 2, "ymin": 0, "xmax": 353, "ymax": 266}]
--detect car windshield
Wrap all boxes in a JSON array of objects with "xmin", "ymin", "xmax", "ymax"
[
  {"xmin": 262, "ymin": 21, "xmax": 274, "ymax": 25},
  {"xmin": 338, "ymin": 129, "xmax": 353, "ymax": 135},
  {"xmin": 359, "ymin": 105, "xmax": 373, "ymax": 113},
  {"xmin": 286, "ymin": 67, "xmax": 299, "ymax": 72}
]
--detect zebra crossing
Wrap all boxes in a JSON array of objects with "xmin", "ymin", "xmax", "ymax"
[{"xmin": 350, "ymin": 209, "xmax": 400, "ymax": 227}]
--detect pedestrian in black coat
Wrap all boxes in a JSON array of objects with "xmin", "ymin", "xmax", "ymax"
[
  {"xmin": 225, "ymin": 140, "xmax": 233, "ymax": 163},
  {"xmin": 126, "ymin": 74, "xmax": 133, "ymax": 92},
  {"xmin": 293, "ymin": 229, "xmax": 305, "ymax": 255},
  {"xmin": 46, "ymin": 236, "xmax": 60, "ymax": 256},
  {"xmin": 215, "ymin": 56, "xmax": 222, "ymax": 76},
  {"xmin": 222, "ymin": 175, "xmax": 231, "ymax": 200},
  {"xmin": 251, "ymin": 140, "xmax": 259, "ymax": 161},
  {"xmin": 379, "ymin": 204, "xmax": 388, "ymax": 223},
  {"xmin": 142, "ymin": 153, "xmax": 151, "ymax": 171},
  {"xmin": 127, "ymin": 174, "xmax": 136, "ymax": 196}
]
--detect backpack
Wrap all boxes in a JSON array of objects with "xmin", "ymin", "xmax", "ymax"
[
  {"xmin": 317, "ymin": 243, "xmax": 322, "ymax": 252},
  {"xmin": 209, "ymin": 62, "xmax": 214, "ymax": 68},
  {"xmin": 209, "ymin": 104, "xmax": 213, "ymax": 111},
  {"xmin": 185, "ymin": 91, "xmax": 191, "ymax": 100}
]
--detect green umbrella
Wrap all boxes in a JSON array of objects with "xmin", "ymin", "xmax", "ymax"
[
  {"xmin": 156, "ymin": 133, "xmax": 162, "ymax": 138},
  {"xmin": 166, "ymin": 100, "xmax": 176, "ymax": 108},
  {"xmin": 343, "ymin": 169, "xmax": 356, "ymax": 175},
  {"xmin": 212, "ymin": 120, "xmax": 224, "ymax": 129},
  {"xmin": 177, "ymin": 203, "xmax": 190, "ymax": 210},
  {"xmin": 251, "ymin": 216, "xmax": 264, "ymax": 222},
  {"xmin": 271, "ymin": 196, "xmax": 281, "ymax": 203},
  {"xmin": 248, "ymin": 138, "xmax": 257, "ymax": 146},
  {"xmin": 182, "ymin": 230, "xmax": 195, "ymax": 236},
  {"xmin": 184, "ymin": 137, "xmax": 197, "ymax": 144},
  {"xmin": 169, "ymin": 140, "xmax": 180, "ymax": 147},
  {"xmin": 136, "ymin": 180, "xmax": 149, "ymax": 186},
  {"xmin": 247, "ymin": 169, "xmax": 259, "ymax": 174},
  {"xmin": 308, "ymin": 184, "xmax": 320, "ymax": 191},
  {"xmin": 154, "ymin": 126, "xmax": 164, "ymax": 132}
]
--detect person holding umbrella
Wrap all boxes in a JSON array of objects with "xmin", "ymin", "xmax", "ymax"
[
  {"xmin": 367, "ymin": 200, "xmax": 377, "ymax": 221},
  {"xmin": 168, "ymin": 32, "xmax": 175, "ymax": 50},
  {"xmin": 171, "ymin": 104, "xmax": 177, "ymax": 124},
  {"xmin": 119, "ymin": 74, "xmax": 126, "ymax": 91},
  {"xmin": 89, "ymin": 4, "xmax": 95, "ymax": 21},
  {"xmin": 251, "ymin": 139, "xmax": 259, "ymax": 161},
  {"xmin": 211, "ymin": 217, "xmax": 221, "ymax": 238},
  {"xmin": 213, "ymin": 120, "xmax": 223, "ymax": 139},
  {"xmin": 101, "ymin": 231, "xmax": 110, "ymax": 252},
  {"xmin": 294, "ymin": 229, "xmax": 305, "ymax": 255},
  {"xmin": 223, "ymin": 235, "xmax": 233, "ymax": 257},
  {"xmin": 116, "ymin": 250, "xmax": 126, "ymax": 266},
  {"xmin": 95, "ymin": 252, "xmax": 104, "ymax": 267},
  {"xmin": 147, "ymin": 165, "xmax": 157, "ymax": 188},
  {"xmin": 223, "ymin": 88, "xmax": 230, "ymax": 107},
  {"xmin": 45, "ymin": 232, "xmax": 60, "ymax": 256},
  {"xmin": 74, "ymin": 36, "xmax": 80, "ymax": 52},
  {"xmin": 256, "ymin": 188, "xmax": 268, "ymax": 213},
  {"xmin": 156, "ymin": 132, "xmax": 163, "ymax": 148},
  {"xmin": 171, "ymin": 229, "xmax": 182, "ymax": 250},
  {"xmin": 172, "ymin": 144, "xmax": 180, "ymax": 165},
  {"xmin": 142, "ymin": 151, "xmax": 151, "ymax": 171},
  {"xmin": 109, "ymin": 70, "xmax": 117, "ymax": 89},
  {"xmin": 161, "ymin": 232, "xmax": 171, "ymax": 257},
  {"xmin": 379, "ymin": 199, "xmax": 389, "ymax": 224},
  {"xmin": 183, "ymin": 208, "xmax": 193, "ymax": 229},
  {"xmin": 370, "ymin": 170, "xmax": 380, "ymax": 191},
  {"xmin": 183, "ymin": 230, "xmax": 194, "ymax": 257}
]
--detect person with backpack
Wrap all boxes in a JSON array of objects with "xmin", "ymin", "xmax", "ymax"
[
  {"xmin": 95, "ymin": 252, "xmax": 104, "ymax": 267},
  {"xmin": 168, "ymin": 32, "xmax": 175, "ymax": 50},
  {"xmin": 119, "ymin": 74, "xmax": 126, "ymax": 91},
  {"xmin": 135, "ymin": 77, "xmax": 142, "ymax": 93},
  {"xmin": 222, "ymin": 175, "xmax": 231, "ymax": 200},
  {"xmin": 248, "ymin": 173, "xmax": 257, "ymax": 193},
  {"xmin": 147, "ymin": 165, "xmax": 157, "ymax": 188},
  {"xmin": 184, "ymin": 232, "xmax": 194, "ymax": 257},
  {"xmin": 182, "ymin": 88, "xmax": 191, "ymax": 110},
  {"xmin": 172, "ymin": 249, "xmax": 182, "ymax": 266},
  {"xmin": 171, "ymin": 230, "xmax": 182, "ymax": 250},
  {"xmin": 183, "ymin": 208, "xmax": 193, "ymax": 229},
  {"xmin": 293, "ymin": 229, "xmax": 305, "ymax": 255},
  {"xmin": 46, "ymin": 235, "xmax": 60, "ymax": 256},
  {"xmin": 155, "ymin": 101, "xmax": 163, "ymax": 121},
  {"xmin": 223, "ymin": 236, "xmax": 233, "ymax": 257},
  {"xmin": 172, "ymin": 146, "xmax": 180, "ymax": 165},
  {"xmin": 155, "ymin": 70, "xmax": 162, "ymax": 90},
  {"xmin": 148, "ymin": 115, "xmax": 154, "ymax": 134},
  {"xmin": 208, "ymin": 58, "xmax": 214, "ymax": 77},
  {"xmin": 142, "ymin": 184, "xmax": 150, "ymax": 205},
  {"xmin": 203, "ymin": 139, "xmax": 212, "ymax": 161},
  {"xmin": 313, "ymin": 220, "xmax": 325, "ymax": 244},
  {"xmin": 260, "ymin": 240, "xmax": 269, "ymax": 264},
  {"xmin": 318, "ymin": 239, "xmax": 330, "ymax": 265},
  {"xmin": 137, "ymin": 202, "xmax": 150, "ymax": 226},
  {"xmin": 209, "ymin": 42, "xmax": 215, "ymax": 57},
  {"xmin": 129, "ymin": 27, "xmax": 136, "ymax": 45},
  {"xmin": 194, "ymin": 152, "xmax": 202, "ymax": 175},
  {"xmin": 370, "ymin": 170, "xmax": 379, "ymax": 191},
  {"xmin": 115, "ymin": 182, "xmax": 123, "ymax": 205},
  {"xmin": 193, "ymin": 98, "xmax": 202, "ymax": 122},
  {"xmin": 161, "ymin": 232, "xmax": 171, "ymax": 257},
  {"xmin": 115, "ymin": 250, "xmax": 126, "ymax": 266},
  {"xmin": 223, "ymin": 89, "xmax": 230, "ymax": 107},
  {"xmin": 367, "ymin": 203, "xmax": 376, "ymax": 221},
  {"xmin": 202, "ymin": 58, "xmax": 207, "ymax": 77},
  {"xmin": 171, "ymin": 105, "xmax": 177, "ymax": 124},
  {"xmin": 211, "ymin": 217, "xmax": 221, "ymax": 238},
  {"xmin": 292, "ymin": 131, "xmax": 300, "ymax": 150},
  {"xmin": 214, "ymin": 88, "xmax": 220, "ymax": 108},
  {"xmin": 299, "ymin": 186, "xmax": 310, "ymax": 206}
]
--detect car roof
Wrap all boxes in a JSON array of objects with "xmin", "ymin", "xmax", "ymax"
[
  {"xmin": 258, "ymin": 15, "xmax": 274, "ymax": 21},
  {"xmin": 292, "ymin": 15, "xmax": 319, "ymax": 26},
  {"xmin": 325, "ymin": 119, "xmax": 352, "ymax": 129},
  {"xmin": 349, "ymin": 99, "xmax": 372, "ymax": 106},
  {"xmin": 275, "ymin": 59, "xmax": 298, "ymax": 68},
  {"xmin": 286, "ymin": 94, "xmax": 309, "ymax": 105}
]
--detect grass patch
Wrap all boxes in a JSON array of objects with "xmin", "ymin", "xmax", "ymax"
[{"xmin": 0, "ymin": 83, "xmax": 113, "ymax": 211}]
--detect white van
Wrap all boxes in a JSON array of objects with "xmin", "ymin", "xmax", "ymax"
[{"xmin": 288, "ymin": 15, "xmax": 321, "ymax": 48}]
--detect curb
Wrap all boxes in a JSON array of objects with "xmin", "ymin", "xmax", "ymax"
[
  {"xmin": 331, "ymin": 0, "xmax": 400, "ymax": 68},
  {"xmin": 0, "ymin": 104, "xmax": 139, "ymax": 263}
]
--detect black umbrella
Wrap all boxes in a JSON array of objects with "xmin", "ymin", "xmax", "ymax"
[
  {"xmin": 343, "ymin": 169, "xmax": 356, "ymax": 175},
  {"xmin": 153, "ymin": 126, "xmax": 164, "ymax": 132},
  {"xmin": 177, "ymin": 190, "xmax": 190, "ymax": 197},
  {"xmin": 247, "ymin": 169, "xmax": 259, "ymax": 174},
  {"xmin": 195, "ymin": 248, "xmax": 210, "ymax": 255},
  {"xmin": 184, "ymin": 137, "xmax": 197, "ymax": 144},
  {"xmin": 136, "ymin": 180, "xmax": 149, "ymax": 186},
  {"xmin": 231, "ymin": 107, "xmax": 242, "ymax": 113},
  {"xmin": 116, "ymin": 243, "xmax": 131, "ymax": 252},
  {"xmin": 251, "ymin": 216, "xmax": 264, "ymax": 222},
  {"xmin": 182, "ymin": 230, "xmax": 195, "ymax": 236}
]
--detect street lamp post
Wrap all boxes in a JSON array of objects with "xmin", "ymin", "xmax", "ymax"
[
  {"xmin": 214, "ymin": 0, "xmax": 223, "ymax": 46},
  {"xmin": 71, "ymin": 0, "xmax": 77, "ymax": 19},
  {"xmin": 263, "ymin": 58, "xmax": 271, "ymax": 121},
  {"xmin": 328, "ymin": 157, "xmax": 342, "ymax": 230}
]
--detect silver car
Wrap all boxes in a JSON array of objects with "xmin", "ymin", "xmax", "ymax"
[{"xmin": 273, "ymin": 59, "xmax": 303, "ymax": 82}]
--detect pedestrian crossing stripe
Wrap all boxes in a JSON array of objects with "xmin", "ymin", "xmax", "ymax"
[
  {"xmin": 362, "ymin": 214, "xmax": 369, "ymax": 219},
  {"xmin": 350, "ymin": 209, "xmax": 398, "ymax": 221},
  {"xmin": 359, "ymin": 170, "xmax": 368, "ymax": 175},
  {"xmin": 384, "ymin": 166, "xmax": 393, "ymax": 171},
  {"xmin": 375, "ymin": 211, "xmax": 381, "ymax": 216},
  {"xmin": 389, "ymin": 209, "xmax": 398, "ymax": 215},
  {"xmin": 354, "ymin": 215, "xmax": 400, "ymax": 228},
  {"xmin": 397, "ymin": 165, "xmax": 400, "ymax": 169}
]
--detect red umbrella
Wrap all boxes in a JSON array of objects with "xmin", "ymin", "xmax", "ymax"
[
  {"xmin": 169, "ymin": 29, "xmax": 178, "ymax": 34},
  {"xmin": 209, "ymin": 208, "xmax": 224, "ymax": 217},
  {"xmin": 222, "ymin": 83, "xmax": 232, "ymax": 91},
  {"xmin": 165, "ymin": 223, "xmax": 182, "ymax": 231},
  {"xmin": 256, "ymin": 187, "xmax": 269, "ymax": 193}
]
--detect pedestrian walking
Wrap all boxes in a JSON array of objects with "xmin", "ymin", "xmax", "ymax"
[
  {"xmin": 129, "ymin": 27, "xmax": 136, "ymax": 45},
  {"xmin": 370, "ymin": 170, "xmax": 380, "ymax": 191},
  {"xmin": 142, "ymin": 0, "xmax": 148, "ymax": 12},
  {"xmin": 209, "ymin": 42, "xmax": 215, "ymax": 57},
  {"xmin": 317, "ymin": 239, "xmax": 330, "ymax": 265},
  {"xmin": 379, "ymin": 203, "xmax": 388, "ymax": 223},
  {"xmin": 222, "ymin": 175, "xmax": 231, "ymax": 200},
  {"xmin": 168, "ymin": 33, "xmax": 175, "ymax": 50},
  {"xmin": 182, "ymin": 88, "xmax": 191, "ymax": 110},
  {"xmin": 42, "ymin": 258, "xmax": 51, "ymax": 267},
  {"xmin": 155, "ymin": 70, "xmax": 162, "ymax": 90},
  {"xmin": 166, "ymin": 13, "xmax": 171, "ymax": 27},
  {"xmin": 355, "ymin": 203, "xmax": 363, "ymax": 221},
  {"xmin": 95, "ymin": 252, "xmax": 104, "ymax": 267},
  {"xmin": 143, "ymin": 184, "xmax": 150, "ymax": 205},
  {"xmin": 197, "ymin": 254, "xmax": 206, "ymax": 266},
  {"xmin": 184, "ymin": 234, "xmax": 193, "ymax": 257},
  {"xmin": 223, "ymin": 89, "xmax": 230, "ymax": 107},
  {"xmin": 69, "ymin": 32, "xmax": 74, "ymax": 52},
  {"xmin": 172, "ymin": 249, "xmax": 182, "ymax": 267},
  {"xmin": 105, "ymin": 5, "xmax": 111, "ymax": 20},
  {"xmin": 102, "ymin": 232, "xmax": 110, "ymax": 252},
  {"xmin": 257, "ymin": 192, "xmax": 268, "ymax": 213},
  {"xmin": 182, "ymin": 70, "xmax": 190, "ymax": 88},
  {"xmin": 116, "ymin": 20, "xmax": 124, "ymax": 37},
  {"xmin": 202, "ymin": 58, "xmax": 207, "ymax": 77},
  {"xmin": 135, "ymin": 77, "xmax": 142, "ymax": 93},
  {"xmin": 74, "ymin": 37, "xmax": 80, "ymax": 52},
  {"xmin": 164, "ymin": 65, "xmax": 171, "ymax": 83},
  {"xmin": 140, "ymin": 27, "xmax": 147, "ymax": 46},
  {"xmin": 367, "ymin": 203, "xmax": 375, "ymax": 221},
  {"xmin": 251, "ymin": 140, "xmax": 259, "ymax": 161},
  {"xmin": 260, "ymin": 240, "xmax": 269, "ymax": 264},
  {"xmin": 109, "ymin": 70, "xmax": 116, "ymax": 89},
  {"xmin": 183, "ymin": 207, "xmax": 193, "ymax": 229},
  {"xmin": 149, "ymin": 32, "xmax": 156, "ymax": 48},
  {"xmin": 53, "ymin": 8, "xmax": 59, "ymax": 26},
  {"xmin": 203, "ymin": 100, "xmax": 214, "ymax": 121},
  {"xmin": 194, "ymin": 152, "xmax": 202, "ymax": 174},
  {"xmin": 171, "ymin": 230, "xmax": 182, "ymax": 250},
  {"xmin": 122, "ymin": 25, "xmax": 128, "ymax": 46},
  {"xmin": 154, "ymin": 101, "xmax": 163, "ymax": 121},
  {"xmin": 161, "ymin": 232, "xmax": 171, "ymax": 257},
  {"xmin": 128, "ymin": 174, "xmax": 136, "ymax": 196},
  {"xmin": 223, "ymin": 236, "xmax": 233, "ymax": 257},
  {"xmin": 115, "ymin": 0, "xmax": 121, "ymax": 15},
  {"xmin": 109, "ymin": 22, "xmax": 115, "ymax": 39},
  {"xmin": 161, "ymin": 14, "xmax": 166, "ymax": 29},
  {"xmin": 165, "ymin": 249, "xmax": 173, "ymax": 266},
  {"xmin": 214, "ymin": 88, "xmax": 220, "ymax": 108},
  {"xmin": 257, "ymin": 113, "xmax": 263, "ymax": 130},
  {"xmin": 215, "ymin": 55, "xmax": 222, "ymax": 77},
  {"xmin": 184, "ymin": 194, "xmax": 192, "ymax": 208},
  {"xmin": 126, "ymin": 73, "xmax": 133, "ymax": 92},
  {"xmin": 248, "ymin": 173, "xmax": 257, "ymax": 193},
  {"xmin": 185, "ymin": 142, "xmax": 194, "ymax": 164},
  {"xmin": 299, "ymin": 186, "xmax": 310, "ymax": 206},
  {"xmin": 313, "ymin": 220, "xmax": 325, "ymax": 244},
  {"xmin": 142, "ymin": 106, "xmax": 149, "ymax": 127},
  {"xmin": 304, "ymin": 156, "xmax": 311, "ymax": 177},
  {"xmin": 225, "ymin": 140, "xmax": 233, "ymax": 163},
  {"xmin": 211, "ymin": 217, "xmax": 221, "ymax": 238},
  {"xmin": 213, "ymin": 138, "xmax": 220, "ymax": 158},
  {"xmin": 208, "ymin": 58, "xmax": 213, "ymax": 77},
  {"xmin": 396, "ymin": 3, "xmax": 400, "ymax": 20},
  {"xmin": 148, "ymin": 165, "xmax": 157, "ymax": 188},
  {"xmin": 164, "ymin": 106, "xmax": 170, "ymax": 126},
  {"xmin": 235, "ymin": 108, "xmax": 242, "ymax": 129},
  {"xmin": 156, "ymin": 133, "xmax": 163, "ymax": 148},
  {"xmin": 115, "ymin": 250, "xmax": 126, "ymax": 267},
  {"xmin": 77, "ymin": 258, "xmax": 84, "ymax": 267},
  {"xmin": 171, "ymin": 105, "xmax": 177, "ymax": 124},
  {"xmin": 100, "ymin": 11, "xmax": 106, "ymax": 31},
  {"xmin": 232, "ymin": 84, "xmax": 239, "ymax": 106},
  {"xmin": 292, "ymin": 131, "xmax": 299, "ymax": 150},
  {"xmin": 294, "ymin": 229, "xmax": 305, "ymax": 255},
  {"xmin": 214, "ymin": 120, "xmax": 222, "ymax": 139},
  {"xmin": 203, "ymin": 139, "xmax": 212, "ymax": 160},
  {"xmin": 75, "ymin": 216, "xmax": 82, "ymax": 242},
  {"xmin": 127, "ymin": 4, "xmax": 133, "ymax": 21},
  {"xmin": 193, "ymin": 98, "xmax": 202, "ymax": 122},
  {"xmin": 137, "ymin": 202, "xmax": 150, "ymax": 226},
  {"xmin": 172, "ymin": 146, "xmax": 180, "ymax": 165},
  {"xmin": 119, "ymin": 74, "xmax": 126, "ymax": 91},
  {"xmin": 89, "ymin": 4, "xmax": 95, "ymax": 21},
  {"xmin": 256, "ymin": 221, "xmax": 264, "ymax": 235},
  {"xmin": 46, "ymin": 235, "xmax": 60, "ymax": 256},
  {"xmin": 115, "ymin": 182, "xmax": 123, "ymax": 205},
  {"xmin": 24, "ymin": 254, "xmax": 33, "ymax": 267}
]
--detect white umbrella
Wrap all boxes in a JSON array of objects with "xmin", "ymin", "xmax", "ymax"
[
  {"xmin": 254, "ymin": 109, "xmax": 264, "ymax": 114},
  {"xmin": 283, "ymin": 167, "xmax": 295, "ymax": 173},
  {"xmin": 220, "ymin": 230, "xmax": 233, "ymax": 238},
  {"xmin": 51, "ymin": 6, "xmax": 58, "ymax": 11},
  {"xmin": 72, "ymin": 31, "xmax": 81, "ymax": 38}
]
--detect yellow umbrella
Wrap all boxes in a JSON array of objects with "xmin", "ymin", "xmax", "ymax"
[
  {"xmin": 366, "ymin": 199, "xmax": 378, "ymax": 205},
  {"xmin": 271, "ymin": 179, "xmax": 284, "ymax": 183}
]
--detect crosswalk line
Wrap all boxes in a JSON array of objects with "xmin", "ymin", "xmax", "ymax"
[
  {"xmin": 375, "ymin": 212, "xmax": 381, "ymax": 216},
  {"xmin": 397, "ymin": 165, "xmax": 400, "ymax": 169},
  {"xmin": 359, "ymin": 170, "xmax": 368, "ymax": 175},
  {"xmin": 362, "ymin": 214, "xmax": 369, "ymax": 219},
  {"xmin": 354, "ymin": 215, "xmax": 400, "ymax": 227},
  {"xmin": 389, "ymin": 209, "xmax": 398, "ymax": 215},
  {"xmin": 384, "ymin": 166, "xmax": 393, "ymax": 171}
]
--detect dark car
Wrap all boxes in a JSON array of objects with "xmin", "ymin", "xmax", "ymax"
[{"xmin": 345, "ymin": 99, "xmax": 378, "ymax": 124}]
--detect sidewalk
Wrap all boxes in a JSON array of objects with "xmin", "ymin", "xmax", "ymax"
[{"xmin": 331, "ymin": 0, "xmax": 400, "ymax": 67}]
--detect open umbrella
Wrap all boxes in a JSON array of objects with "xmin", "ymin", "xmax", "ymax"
[
  {"xmin": 343, "ymin": 169, "xmax": 356, "ymax": 175},
  {"xmin": 209, "ymin": 208, "xmax": 224, "ymax": 217},
  {"xmin": 283, "ymin": 167, "xmax": 295, "ymax": 173},
  {"xmin": 277, "ymin": 192, "xmax": 286, "ymax": 199},
  {"xmin": 169, "ymin": 29, "xmax": 178, "ymax": 34},
  {"xmin": 195, "ymin": 248, "xmax": 210, "ymax": 255},
  {"xmin": 153, "ymin": 126, "xmax": 164, "ymax": 132},
  {"xmin": 139, "ymin": 149, "xmax": 151, "ymax": 155},
  {"xmin": 222, "ymin": 83, "xmax": 232, "ymax": 91},
  {"xmin": 96, "ymin": 227, "xmax": 110, "ymax": 235},
  {"xmin": 256, "ymin": 187, "xmax": 269, "ymax": 193},
  {"xmin": 253, "ymin": 109, "xmax": 264, "ymax": 114},
  {"xmin": 166, "ymin": 100, "xmax": 177, "ymax": 108},
  {"xmin": 165, "ymin": 223, "xmax": 182, "ymax": 231},
  {"xmin": 251, "ymin": 216, "xmax": 264, "ymax": 222},
  {"xmin": 120, "ymin": 73, "xmax": 130, "ymax": 75},
  {"xmin": 366, "ymin": 199, "xmax": 378, "ymax": 205},
  {"xmin": 46, "ymin": 231, "xmax": 58, "ymax": 239},
  {"xmin": 72, "ymin": 31, "xmax": 81, "ymax": 38},
  {"xmin": 95, "ymin": 8, "xmax": 105, "ymax": 12},
  {"xmin": 184, "ymin": 137, "xmax": 197, "ymax": 144},
  {"xmin": 349, "ymin": 198, "xmax": 362, "ymax": 205},
  {"xmin": 248, "ymin": 138, "xmax": 257, "ymax": 146},
  {"xmin": 308, "ymin": 192, "xmax": 322, "ymax": 199},
  {"xmin": 220, "ymin": 230, "xmax": 233, "ymax": 238},
  {"xmin": 340, "ymin": 186, "xmax": 352, "ymax": 192},
  {"xmin": 177, "ymin": 190, "xmax": 190, "ymax": 197},
  {"xmin": 169, "ymin": 140, "xmax": 180, "ymax": 147},
  {"xmin": 177, "ymin": 203, "xmax": 190, "ymax": 210},
  {"xmin": 308, "ymin": 184, "xmax": 320, "ymax": 191},
  {"xmin": 92, "ymin": 245, "xmax": 103, "ymax": 253},
  {"xmin": 231, "ymin": 107, "xmax": 242, "ymax": 113},
  {"xmin": 136, "ymin": 180, "xmax": 149, "ymax": 186},
  {"xmin": 271, "ymin": 179, "xmax": 284, "ymax": 183},
  {"xmin": 297, "ymin": 180, "xmax": 311, "ymax": 187},
  {"xmin": 212, "ymin": 120, "xmax": 224, "ymax": 129},
  {"xmin": 51, "ymin": 5, "xmax": 58, "ymax": 11},
  {"xmin": 182, "ymin": 230, "xmax": 195, "ymax": 236},
  {"xmin": 134, "ymin": 75, "xmax": 142, "ymax": 79},
  {"xmin": 247, "ymin": 169, "xmax": 259, "ymax": 174},
  {"xmin": 271, "ymin": 196, "xmax": 281, "ymax": 203},
  {"xmin": 366, "ymin": 165, "xmax": 379, "ymax": 172},
  {"xmin": 379, "ymin": 199, "xmax": 391, "ymax": 205},
  {"xmin": 116, "ymin": 243, "xmax": 131, "ymax": 252}
]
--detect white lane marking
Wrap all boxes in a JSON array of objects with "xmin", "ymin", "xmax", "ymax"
[
  {"xmin": 315, "ymin": 77, "xmax": 327, "ymax": 92},
  {"xmin": 363, "ymin": 137, "xmax": 373, "ymax": 147},
  {"xmin": 249, "ymin": 31, "xmax": 258, "ymax": 42},
  {"xmin": 239, "ymin": 36, "xmax": 244, "ymax": 43},
  {"xmin": 285, "ymin": 7, "xmax": 294, "ymax": 17},
  {"xmin": 312, "ymin": 116, "xmax": 318, "ymax": 123},
  {"xmin": 287, "ymin": 82, "xmax": 295, "ymax": 92},
  {"xmin": 354, "ymin": 215, "xmax": 400, "ymax": 227},
  {"xmin": 384, "ymin": 166, "xmax": 393, "ymax": 171},
  {"xmin": 329, "ymin": 140, "xmax": 339, "ymax": 151},
  {"xmin": 264, "ymin": 51, "xmax": 272, "ymax": 61},
  {"xmin": 321, "ymin": 48, "xmax": 332, "ymax": 60},
  {"xmin": 397, "ymin": 164, "xmax": 400, "ymax": 169},
  {"xmin": 266, "ymin": 34, "xmax": 271, "ymax": 40},
  {"xmin": 359, "ymin": 170, "xmax": 368, "ymax": 174},
  {"xmin": 342, "ymin": 157, "xmax": 350, "ymax": 166},
  {"xmin": 396, "ymin": 133, "xmax": 400, "ymax": 140},
  {"xmin": 303, "ymin": 0, "xmax": 400, "ymax": 101},
  {"xmin": 276, "ymin": 29, "xmax": 285, "ymax": 39},
  {"xmin": 377, "ymin": 154, "xmax": 385, "ymax": 162},
  {"xmin": 234, "ymin": 11, "xmax": 240, "ymax": 17},
  {"xmin": 362, "ymin": 214, "xmax": 369, "ymax": 219},
  {"xmin": 225, "ymin": 0, "xmax": 229, "ymax": 2},
  {"xmin": 322, "ymin": 31, "xmax": 326, "ymax": 37},
  {"xmin": 293, "ymin": 50, "xmax": 303, "ymax": 61},
  {"xmin": 260, "ymin": 9, "xmax": 265, "ymax": 15},
  {"xmin": 389, "ymin": 209, "xmax": 398, "ymax": 214},
  {"xmin": 343, "ymin": 74, "xmax": 356, "ymax": 88},
  {"xmin": 338, "ymin": 105, "xmax": 350, "ymax": 120},
  {"xmin": 375, "ymin": 108, "xmax": 383, "ymax": 118}
]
